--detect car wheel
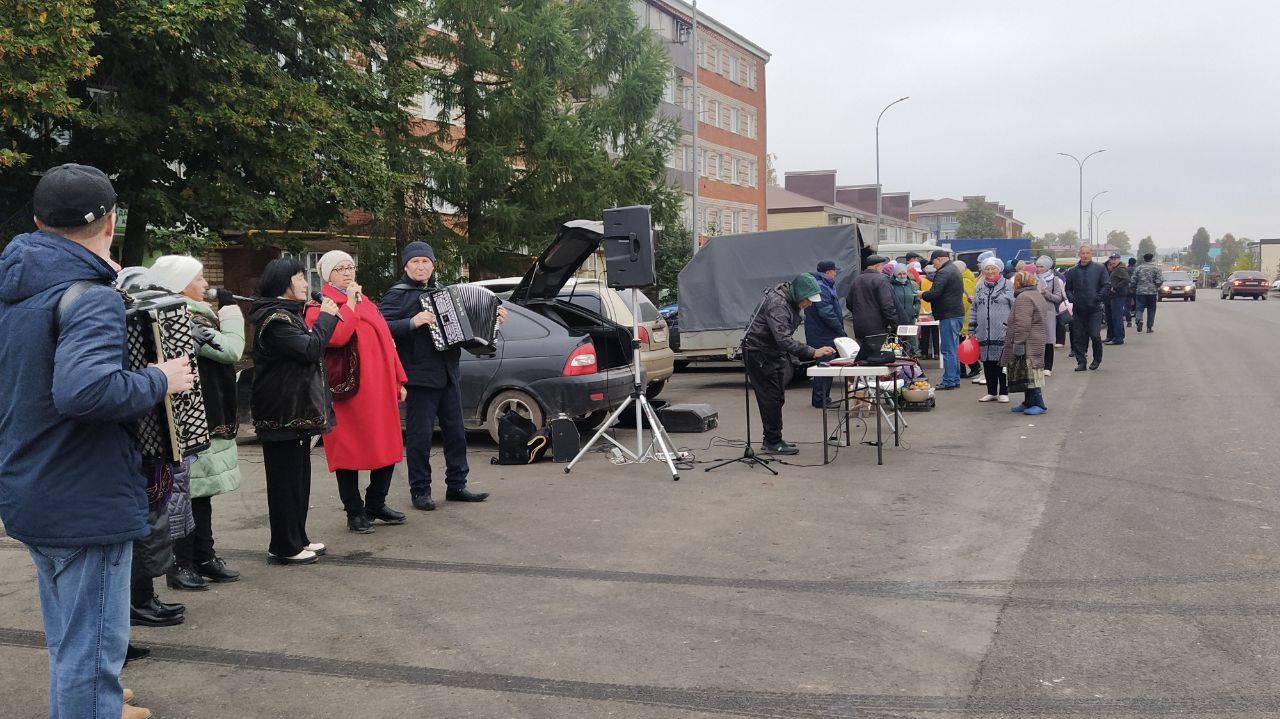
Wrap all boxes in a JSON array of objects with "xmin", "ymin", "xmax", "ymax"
[
  {"xmin": 485, "ymin": 389, "xmax": 544, "ymax": 444},
  {"xmin": 645, "ymin": 379, "xmax": 666, "ymax": 400}
]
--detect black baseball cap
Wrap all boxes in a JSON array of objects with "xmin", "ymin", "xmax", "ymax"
[
  {"xmin": 33, "ymin": 164, "xmax": 117, "ymax": 227},
  {"xmin": 816, "ymin": 259, "xmax": 838, "ymax": 273},
  {"xmin": 929, "ymin": 249, "xmax": 950, "ymax": 260}
]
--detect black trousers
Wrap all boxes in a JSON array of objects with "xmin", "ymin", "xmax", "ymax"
[
  {"xmin": 336, "ymin": 465, "xmax": 395, "ymax": 516},
  {"xmin": 405, "ymin": 384, "xmax": 470, "ymax": 498},
  {"xmin": 173, "ymin": 496, "xmax": 215, "ymax": 567},
  {"xmin": 262, "ymin": 438, "xmax": 313, "ymax": 558},
  {"xmin": 1043, "ymin": 343, "xmax": 1054, "ymax": 372},
  {"xmin": 1071, "ymin": 306, "xmax": 1104, "ymax": 365},
  {"xmin": 982, "ymin": 360, "xmax": 1008, "ymax": 395},
  {"xmin": 745, "ymin": 351, "xmax": 786, "ymax": 447}
]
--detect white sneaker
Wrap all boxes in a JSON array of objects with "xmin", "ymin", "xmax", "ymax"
[
  {"xmin": 1044, "ymin": 369, "xmax": 1052, "ymax": 376},
  {"xmin": 304, "ymin": 542, "xmax": 326, "ymax": 556},
  {"xmin": 978, "ymin": 394, "xmax": 997, "ymax": 402},
  {"xmin": 267, "ymin": 549, "xmax": 317, "ymax": 565},
  {"xmin": 1054, "ymin": 343, "xmax": 1065, "ymax": 348},
  {"xmin": 971, "ymin": 376, "xmax": 985, "ymax": 384},
  {"xmin": 997, "ymin": 395, "xmax": 1010, "ymax": 403}
]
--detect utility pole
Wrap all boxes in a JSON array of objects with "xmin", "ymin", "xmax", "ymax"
[
  {"xmin": 1057, "ymin": 149, "xmax": 1106, "ymax": 246},
  {"xmin": 690, "ymin": 0, "xmax": 700, "ymax": 254},
  {"xmin": 875, "ymin": 97, "xmax": 909, "ymax": 249}
]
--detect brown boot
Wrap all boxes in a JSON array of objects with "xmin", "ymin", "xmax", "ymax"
[
  {"xmin": 123, "ymin": 688, "xmax": 134, "ymax": 704},
  {"xmin": 123, "ymin": 703, "xmax": 152, "ymax": 719}
]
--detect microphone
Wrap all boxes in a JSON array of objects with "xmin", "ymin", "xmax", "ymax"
[
  {"xmin": 311, "ymin": 290, "xmax": 344, "ymax": 321},
  {"xmin": 204, "ymin": 288, "xmax": 254, "ymax": 304}
]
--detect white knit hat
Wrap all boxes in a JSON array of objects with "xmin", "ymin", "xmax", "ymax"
[
  {"xmin": 317, "ymin": 250, "xmax": 355, "ymax": 285},
  {"xmin": 149, "ymin": 255, "xmax": 203, "ymax": 293},
  {"xmin": 980, "ymin": 257, "xmax": 1003, "ymax": 272}
]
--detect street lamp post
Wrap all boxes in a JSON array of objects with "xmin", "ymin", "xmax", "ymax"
[
  {"xmin": 1057, "ymin": 149, "xmax": 1106, "ymax": 246},
  {"xmin": 689, "ymin": 0, "xmax": 700, "ymax": 254},
  {"xmin": 1096, "ymin": 209, "xmax": 1112, "ymax": 250},
  {"xmin": 875, "ymin": 96, "xmax": 909, "ymax": 249},
  {"xmin": 1088, "ymin": 190, "xmax": 1109, "ymax": 245}
]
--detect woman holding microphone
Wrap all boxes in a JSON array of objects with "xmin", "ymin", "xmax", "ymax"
[
  {"xmin": 305, "ymin": 251, "xmax": 408, "ymax": 534},
  {"xmin": 250, "ymin": 258, "xmax": 340, "ymax": 565}
]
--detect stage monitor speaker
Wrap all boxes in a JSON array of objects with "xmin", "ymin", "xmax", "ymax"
[
  {"xmin": 656, "ymin": 403, "xmax": 718, "ymax": 433},
  {"xmin": 549, "ymin": 417, "xmax": 581, "ymax": 463},
  {"xmin": 603, "ymin": 205, "xmax": 656, "ymax": 290}
]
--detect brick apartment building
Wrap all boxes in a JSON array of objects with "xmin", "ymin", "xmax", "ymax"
[
  {"xmin": 769, "ymin": 170, "xmax": 930, "ymax": 243},
  {"xmin": 909, "ymin": 196, "xmax": 1025, "ymax": 241},
  {"xmin": 633, "ymin": 0, "xmax": 769, "ymax": 241}
]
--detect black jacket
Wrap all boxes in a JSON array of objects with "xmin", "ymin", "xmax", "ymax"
[
  {"xmin": 379, "ymin": 275, "xmax": 461, "ymax": 389},
  {"xmin": 250, "ymin": 299, "xmax": 338, "ymax": 442},
  {"xmin": 742, "ymin": 283, "xmax": 817, "ymax": 361},
  {"xmin": 845, "ymin": 269, "xmax": 898, "ymax": 339},
  {"xmin": 1108, "ymin": 263, "xmax": 1131, "ymax": 297},
  {"xmin": 1065, "ymin": 261, "xmax": 1110, "ymax": 310},
  {"xmin": 921, "ymin": 260, "xmax": 965, "ymax": 320}
]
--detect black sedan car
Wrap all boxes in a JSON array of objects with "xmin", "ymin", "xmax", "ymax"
[{"xmin": 1221, "ymin": 270, "xmax": 1270, "ymax": 300}]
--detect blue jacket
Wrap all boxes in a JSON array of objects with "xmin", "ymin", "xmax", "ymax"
[
  {"xmin": 0, "ymin": 231, "xmax": 168, "ymax": 547},
  {"xmin": 1065, "ymin": 260, "xmax": 1111, "ymax": 311},
  {"xmin": 802, "ymin": 272, "xmax": 845, "ymax": 348},
  {"xmin": 378, "ymin": 275, "xmax": 461, "ymax": 389}
]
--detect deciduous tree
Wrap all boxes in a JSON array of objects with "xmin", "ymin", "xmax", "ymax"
[
  {"xmin": 1106, "ymin": 230, "xmax": 1131, "ymax": 253},
  {"xmin": 954, "ymin": 197, "xmax": 1002, "ymax": 239},
  {"xmin": 1137, "ymin": 236, "xmax": 1157, "ymax": 259}
]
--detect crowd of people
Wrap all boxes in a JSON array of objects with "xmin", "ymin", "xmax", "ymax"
[
  {"xmin": 0, "ymin": 165, "xmax": 501, "ymax": 718},
  {"xmin": 738, "ymin": 243, "xmax": 1166, "ymax": 448}
]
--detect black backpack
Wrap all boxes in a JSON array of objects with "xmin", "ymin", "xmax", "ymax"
[{"xmin": 491, "ymin": 410, "xmax": 551, "ymax": 465}]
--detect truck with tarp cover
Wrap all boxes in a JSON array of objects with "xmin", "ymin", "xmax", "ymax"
[{"xmin": 675, "ymin": 224, "xmax": 873, "ymax": 363}]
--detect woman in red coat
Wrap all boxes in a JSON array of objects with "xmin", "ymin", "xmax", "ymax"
[{"xmin": 305, "ymin": 250, "xmax": 409, "ymax": 533}]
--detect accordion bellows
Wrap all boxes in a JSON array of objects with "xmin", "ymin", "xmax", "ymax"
[
  {"xmin": 421, "ymin": 284, "xmax": 501, "ymax": 354},
  {"xmin": 124, "ymin": 290, "xmax": 212, "ymax": 462}
]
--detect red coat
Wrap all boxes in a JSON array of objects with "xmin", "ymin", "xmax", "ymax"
[{"xmin": 305, "ymin": 284, "xmax": 407, "ymax": 472}]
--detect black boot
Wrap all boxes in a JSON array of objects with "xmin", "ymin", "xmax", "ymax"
[
  {"xmin": 166, "ymin": 564, "xmax": 209, "ymax": 591},
  {"xmin": 347, "ymin": 512, "xmax": 375, "ymax": 534},
  {"xmin": 195, "ymin": 557, "xmax": 241, "ymax": 583}
]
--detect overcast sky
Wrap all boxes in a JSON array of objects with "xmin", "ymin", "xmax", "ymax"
[{"xmin": 696, "ymin": 0, "xmax": 1280, "ymax": 250}]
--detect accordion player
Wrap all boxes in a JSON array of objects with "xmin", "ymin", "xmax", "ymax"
[
  {"xmin": 420, "ymin": 283, "xmax": 502, "ymax": 354},
  {"xmin": 119, "ymin": 285, "xmax": 212, "ymax": 462}
]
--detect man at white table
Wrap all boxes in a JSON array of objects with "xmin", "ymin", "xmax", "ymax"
[{"xmin": 742, "ymin": 273, "xmax": 836, "ymax": 455}]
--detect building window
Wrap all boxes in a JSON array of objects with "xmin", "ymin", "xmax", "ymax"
[
  {"xmin": 747, "ymin": 63, "xmax": 757, "ymax": 90},
  {"xmin": 707, "ymin": 152, "xmax": 718, "ymax": 179},
  {"xmin": 729, "ymin": 107, "xmax": 739, "ymax": 135},
  {"xmin": 719, "ymin": 50, "xmax": 729, "ymax": 76},
  {"xmin": 720, "ymin": 105, "xmax": 730, "ymax": 130}
]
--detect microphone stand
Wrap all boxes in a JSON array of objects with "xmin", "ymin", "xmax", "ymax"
[{"xmin": 705, "ymin": 289, "xmax": 778, "ymax": 475}]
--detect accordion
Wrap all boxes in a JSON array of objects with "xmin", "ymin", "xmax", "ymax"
[
  {"xmin": 420, "ymin": 284, "xmax": 501, "ymax": 355},
  {"xmin": 123, "ymin": 289, "xmax": 211, "ymax": 462}
]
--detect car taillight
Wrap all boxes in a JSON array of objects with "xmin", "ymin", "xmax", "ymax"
[
  {"xmin": 563, "ymin": 342, "xmax": 597, "ymax": 376},
  {"xmin": 637, "ymin": 326, "xmax": 650, "ymax": 344}
]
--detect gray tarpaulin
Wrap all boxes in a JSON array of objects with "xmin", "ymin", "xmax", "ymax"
[{"xmin": 677, "ymin": 224, "xmax": 870, "ymax": 332}]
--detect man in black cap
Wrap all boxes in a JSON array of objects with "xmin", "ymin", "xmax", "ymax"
[
  {"xmin": 1103, "ymin": 252, "xmax": 1129, "ymax": 345},
  {"xmin": 804, "ymin": 259, "xmax": 845, "ymax": 407},
  {"xmin": 0, "ymin": 164, "xmax": 193, "ymax": 719},
  {"xmin": 1064, "ymin": 245, "xmax": 1110, "ymax": 369},
  {"xmin": 844, "ymin": 254, "xmax": 898, "ymax": 361},
  {"xmin": 380, "ymin": 243, "xmax": 503, "ymax": 510},
  {"xmin": 1130, "ymin": 253, "xmax": 1164, "ymax": 332},
  {"xmin": 921, "ymin": 249, "xmax": 965, "ymax": 388}
]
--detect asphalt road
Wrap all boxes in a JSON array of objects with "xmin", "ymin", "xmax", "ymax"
[{"xmin": 2, "ymin": 293, "xmax": 1279, "ymax": 718}]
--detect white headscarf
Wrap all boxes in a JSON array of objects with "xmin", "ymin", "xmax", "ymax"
[{"xmin": 980, "ymin": 257, "xmax": 1003, "ymax": 272}]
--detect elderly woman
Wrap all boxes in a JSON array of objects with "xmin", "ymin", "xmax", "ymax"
[
  {"xmin": 1033, "ymin": 256, "xmax": 1066, "ymax": 375},
  {"xmin": 968, "ymin": 257, "xmax": 1015, "ymax": 402},
  {"xmin": 251, "ymin": 258, "xmax": 340, "ymax": 565},
  {"xmin": 148, "ymin": 255, "xmax": 246, "ymax": 590},
  {"xmin": 890, "ymin": 263, "xmax": 920, "ymax": 356},
  {"xmin": 304, "ymin": 251, "xmax": 408, "ymax": 534},
  {"xmin": 1002, "ymin": 271, "xmax": 1050, "ymax": 415}
]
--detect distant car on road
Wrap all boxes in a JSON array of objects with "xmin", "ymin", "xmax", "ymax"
[
  {"xmin": 1159, "ymin": 271, "xmax": 1196, "ymax": 301},
  {"xmin": 1221, "ymin": 271, "xmax": 1270, "ymax": 300},
  {"xmin": 1271, "ymin": 279, "xmax": 1280, "ymax": 295}
]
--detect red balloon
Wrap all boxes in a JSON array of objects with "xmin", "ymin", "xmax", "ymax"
[{"xmin": 957, "ymin": 335, "xmax": 980, "ymax": 365}]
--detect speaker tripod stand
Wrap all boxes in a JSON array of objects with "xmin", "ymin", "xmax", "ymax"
[{"xmin": 565, "ymin": 287, "xmax": 680, "ymax": 481}]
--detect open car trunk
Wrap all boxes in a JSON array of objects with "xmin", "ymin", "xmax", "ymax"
[{"xmin": 528, "ymin": 300, "xmax": 631, "ymax": 371}]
